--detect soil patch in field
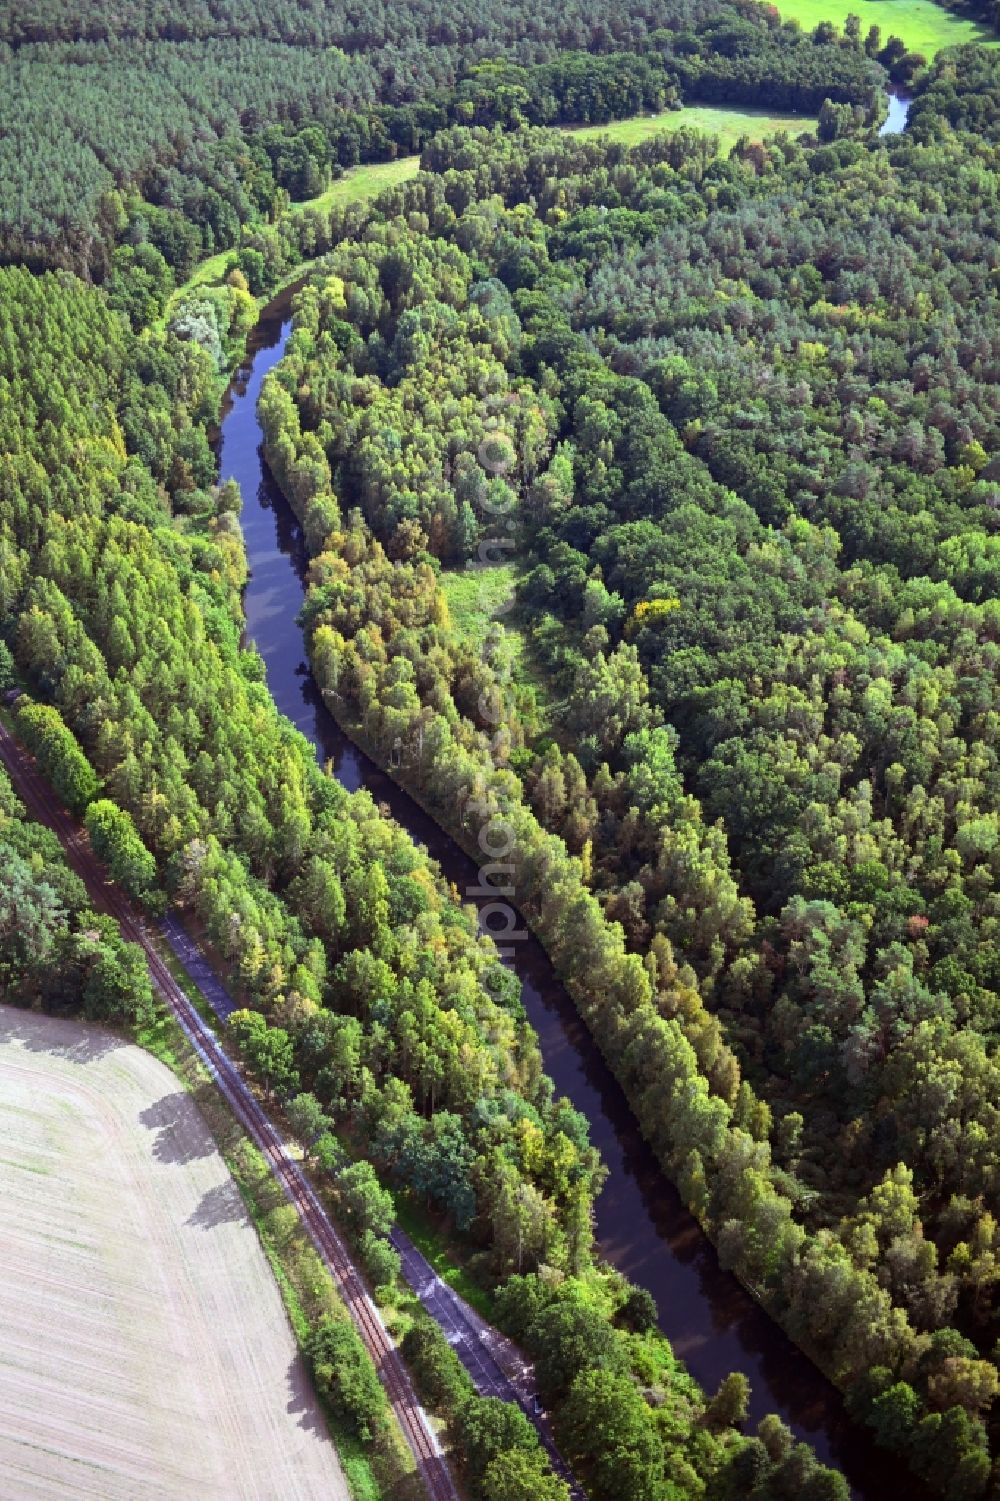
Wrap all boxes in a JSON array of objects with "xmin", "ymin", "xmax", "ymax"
[{"xmin": 0, "ymin": 1005, "xmax": 350, "ymax": 1501}]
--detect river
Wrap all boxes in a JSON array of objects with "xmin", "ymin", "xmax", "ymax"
[
  {"xmin": 880, "ymin": 90, "xmax": 912, "ymax": 135},
  {"xmin": 217, "ymin": 289, "xmax": 909, "ymax": 1501}
]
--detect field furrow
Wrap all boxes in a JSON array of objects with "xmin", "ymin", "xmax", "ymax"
[{"xmin": 0, "ymin": 1007, "xmax": 349, "ymax": 1501}]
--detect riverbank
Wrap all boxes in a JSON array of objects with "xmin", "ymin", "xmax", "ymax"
[
  {"xmin": 220, "ymin": 287, "xmax": 918, "ymax": 1500},
  {"xmin": 158, "ymin": 156, "xmax": 422, "ymax": 329}
]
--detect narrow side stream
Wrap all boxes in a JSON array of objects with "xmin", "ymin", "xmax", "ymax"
[{"xmin": 218, "ymin": 287, "xmax": 907, "ymax": 1500}]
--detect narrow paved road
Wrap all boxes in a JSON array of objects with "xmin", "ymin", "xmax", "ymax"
[
  {"xmin": 1, "ymin": 721, "xmax": 585, "ymax": 1499},
  {"xmin": 160, "ymin": 914, "xmax": 583, "ymax": 1495},
  {"xmin": 0, "ymin": 721, "xmax": 458, "ymax": 1501},
  {"xmin": 389, "ymin": 1228, "xmax": 584, "ymax": 1496}
]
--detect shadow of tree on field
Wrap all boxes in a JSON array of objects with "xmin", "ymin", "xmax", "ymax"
[
  {"xmin": 139, "ymin": 1090, "xmax": 216, "ymax": 1165},
  {"xmin": 0, "ymin": 1002, "xmax": 123, "ymax": 1064},
  {"xmin": 185, "ymin": 1178, "xmax": 248, "ymax": 1230},
  {"xmin": 285, "ymin": 1353, "xmax": 328, "ymax": 1439}
]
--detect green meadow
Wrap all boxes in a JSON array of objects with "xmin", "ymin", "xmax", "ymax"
[
  {"xmin": 163, "ymin": 156, "xmax": 421, "ymax": 319},
  {"xmin": 774, "ymin": 0, "xmax": 996, "ymax": 55},
  {"xmin": 286, "ymin": 156, "xmax": 421, "ymax": 217},
  {"xmin": 569, "ymin": 102, "xmax": 818, "ymax": 149}
]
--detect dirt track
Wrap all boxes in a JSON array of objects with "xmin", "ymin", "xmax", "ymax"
[{"xmin": 0, "ymin": 1005, "xmax": 349, "ymax": 1501}]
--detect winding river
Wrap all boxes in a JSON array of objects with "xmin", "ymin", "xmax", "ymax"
[{"xmin": 218, "ymin": 288, "xmax": 909, "ymax": 1501}]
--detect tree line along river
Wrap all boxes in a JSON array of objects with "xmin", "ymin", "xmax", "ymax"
[{"xmin": 219, "ymin": 272, "xmax": 910, "ymax": 1501}]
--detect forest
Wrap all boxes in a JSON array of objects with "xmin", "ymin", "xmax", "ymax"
[
  {"xmin": 1, "ymin": 0, "xmax": 899, "ymax": 275},
  {"xmin": 0, "ymin": 254, "xmax": 848, "ymax": 1499},
  {"xmin": 2, "ymin": 1, "xmax": 1000, "ymax": 1499},
  {"xmin": 0, "ymin": 764, "xmax": 154, "ymax": 1024},
  {"xmin": 256, "ymin": 43, "xmax": 1000, "ymax": 1500}
]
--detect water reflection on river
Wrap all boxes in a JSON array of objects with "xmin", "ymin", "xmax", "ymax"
[{"xmin": 880, "ymin": 91, "xmax": 912, "ymax": 135}]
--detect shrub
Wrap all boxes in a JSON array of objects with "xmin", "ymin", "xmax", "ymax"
[{"xmin": 306, "ymin": 1314, "xmax": 387, "ymax": 1441}]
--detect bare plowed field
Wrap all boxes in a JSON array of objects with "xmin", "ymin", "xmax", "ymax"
[{"xmin": 0, "ymin": 1006, "xmax": 349, "ymax": 1501}]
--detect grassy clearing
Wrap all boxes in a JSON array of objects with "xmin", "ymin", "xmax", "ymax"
[
  {"xmin": 162, "ymin": 155, "xmax": 421, "ymax": 323},
  {"xmin": 288, "ymin": 156, "xmax": 420, "ymax": 217},
  {"xmin": 440, "ymin": 562, "xmax": 519, "ymax": 650},
  {"xmin": 568, "ymin": 102, "xmax": 818, "ymax": 149},
  {"xmin": 168, "ymin": 249, "xmax": 233, "ymax": 305},
  {"xmin": 772, "ymin": 0, "xmax": 997, "ymax": 55},
  {"xmin": 439, "ymin": 560, "xmax": 553, "ymax": 717},
  {"xmin": 438, "ymin": 562, "xmax": 553, "ymax": 728},
  {"xmin": 157, "ymin": 250, "xmax": 241, "ymax": 331}
]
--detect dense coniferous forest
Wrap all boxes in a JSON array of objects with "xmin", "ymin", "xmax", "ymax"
[
  {"xmin": 1, "ymin": 0, "xmax": 894, "ymax": 274},
  {"xmin": 3, "ymin": 1, "xmax": 1000, "ymax": 1498}
]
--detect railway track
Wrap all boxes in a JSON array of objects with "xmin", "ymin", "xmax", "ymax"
[{"xmin": 0, "ymin": 721, "xmax": 459, "ymax": 1501}]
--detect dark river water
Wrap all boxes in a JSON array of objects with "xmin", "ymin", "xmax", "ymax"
[{"xmin": 218, "ymin": 288, "xmax": 909, "ymax": 1500}]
